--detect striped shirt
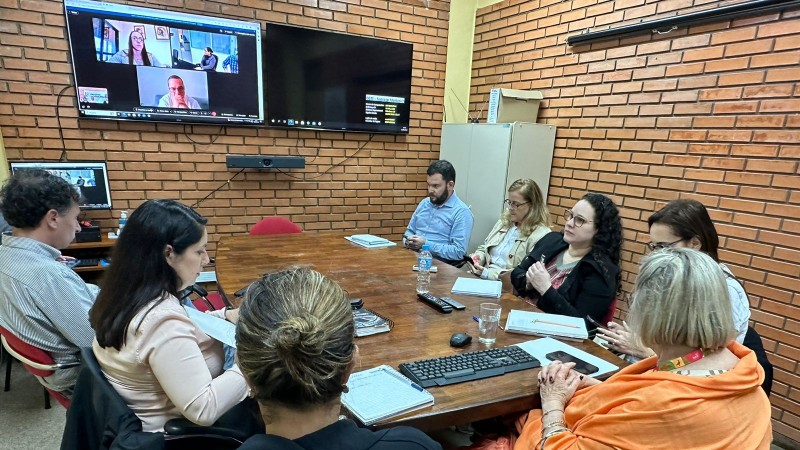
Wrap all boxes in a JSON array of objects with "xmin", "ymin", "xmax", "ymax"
[{"xmin": 0, "ymin": 233, "xmax": 99, "ymax": 392}]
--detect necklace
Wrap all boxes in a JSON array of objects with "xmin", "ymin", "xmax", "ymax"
[{"xmin": 657, "ymin": 348, "xmax": 705, "ymax": 371}]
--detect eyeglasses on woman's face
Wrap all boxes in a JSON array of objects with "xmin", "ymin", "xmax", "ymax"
[
  {"xmin": 564, "ymin": 209, "xmax": 592, "ymax": 228},
  {"xmin": 504, "ymin": 199, "xmax": 530, "ymax": 209},
  {"xmin": 646, "ymin": 238, "xmax": 684, "ymax": 251},
  {"xmin": 131, "ymin": 35, "xmax": 144, "ymax": 42}
]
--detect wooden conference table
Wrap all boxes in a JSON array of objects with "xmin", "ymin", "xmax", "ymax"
[{"xmin": 215, "ymin": 231, "xmax": 622, "ymax": 431}]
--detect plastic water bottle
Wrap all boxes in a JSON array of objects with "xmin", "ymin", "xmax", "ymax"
[
  {"xmin": 416, "ymin": 244, "xmax": 433, "ymax": 294},
  {"xmin": 118, "ymin": 211, "xmax": 128, "ymax": 234}
]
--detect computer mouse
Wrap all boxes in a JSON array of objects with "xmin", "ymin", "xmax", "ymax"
[{"xmin": 450, "ymin": 332, "xmax": 472, "ymax": 348}]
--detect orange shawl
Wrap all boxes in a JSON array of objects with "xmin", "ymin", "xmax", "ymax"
[{"xmin": 516, "ymin": 342, "xmax": 772, "ymax": 450}]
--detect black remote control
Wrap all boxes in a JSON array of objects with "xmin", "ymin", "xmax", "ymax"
[
  {"xmin": 440, "ymin": 296, "xmax": 466, "ymax": 310},
  {"xmin": 417, "ymin": 292, "xmax": 453, "ymax": 313}
]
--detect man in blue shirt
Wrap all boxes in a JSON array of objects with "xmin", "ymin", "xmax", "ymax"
[
  {"xmin": 222, "ymin": 52, "xmax": 238, "ymax": 74},
  {"xmin": 403, "ymin": 160, "xmax": 473, "ymax": 266}
]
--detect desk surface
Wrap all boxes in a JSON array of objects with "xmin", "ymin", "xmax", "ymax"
[{"xmin": 215, "ymin": 231, "xmax": 622, "ymax": 431}]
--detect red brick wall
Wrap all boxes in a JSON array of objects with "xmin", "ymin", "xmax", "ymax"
[
  {"xmin": 0, "ymin": 0, "xmax": 449, "ymax": 255},
  {"xmin": 472, "ymin": 0, "xmax": 800, "ymax": 442}
]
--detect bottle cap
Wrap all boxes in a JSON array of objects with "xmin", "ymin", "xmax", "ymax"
[{"xmin": 421, "ymin": 244, "xmax": 430, "ymax": 251}]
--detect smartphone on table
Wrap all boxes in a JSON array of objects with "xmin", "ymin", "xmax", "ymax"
[{"xmin": 545, "ymin": 351, "xmax": 599, "ymax": 375}]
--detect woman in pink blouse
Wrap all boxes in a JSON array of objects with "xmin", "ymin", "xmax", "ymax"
[{"xmin": 90, "ymin": 199, "xmax": 248, "ymax": 432}]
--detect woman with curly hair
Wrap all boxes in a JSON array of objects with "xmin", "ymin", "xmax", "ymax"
[{"xmin": 511, "ymin": 193, "xmax": 622, "ymax": 327}]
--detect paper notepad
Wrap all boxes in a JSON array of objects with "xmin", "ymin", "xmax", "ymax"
[
  {"xmin": 451, "ymin": 277, "xmax": 502, "ymax": 298},
  {"xmin": 505, "ymin": 310, "xmax": 588, "ymax": 341},
  {"xmin": 345, "ymin": 234, "xmax": 397, "ymax": 248},
  {"xmin": 342, "ymin": 365, "xmax": 434, "ymax": 425},
  {"xmin": 184, "ymin": 306, "xmax": 237, "ymax": 348}
]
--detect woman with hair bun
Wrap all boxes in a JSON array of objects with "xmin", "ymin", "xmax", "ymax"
[
  {"xmin": 235, "ymin": 267, "xmax": 441, "ymax": 449},
  {"xmin": 510, "ymin": 193, "xmax": 623, "ymax": 328}
]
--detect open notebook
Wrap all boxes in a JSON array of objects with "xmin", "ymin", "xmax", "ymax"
[
  {"xmin": 345, "ymin": 234, "xmax": 396, "ymax": 248},
  {"xmin": 342, "ymin": 365, "xmax": 434, "ymax": 425}
]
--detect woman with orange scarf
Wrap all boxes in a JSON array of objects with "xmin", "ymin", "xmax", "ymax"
[{"xmin": 476, "ymin": 248, "xmax": 771, "ymax": 450}]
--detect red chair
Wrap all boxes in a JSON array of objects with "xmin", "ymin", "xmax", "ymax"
[
  {"xmin": 249, "ymin": 216, "xmax": 302, "ymax": 235},
  {"xmin": 191, "ymin": 292, "xmax": 228, "ymax": 312},
  {"xmin": 601, "ymin": 296, "xmax": 618, "ymax": 326},
  {"xmin": 0, "ymin": 325, "xmax": 76, "ymax": 409}
]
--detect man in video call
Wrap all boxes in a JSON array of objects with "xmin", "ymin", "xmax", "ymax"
[{"xmin": 157, "ymin": 75, "xmax": 201, "ymax": 109}]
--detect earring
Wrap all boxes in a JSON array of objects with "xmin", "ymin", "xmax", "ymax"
[{"xmin": 341, "ymin": 384, "xmax": 350, "ymax": 393}]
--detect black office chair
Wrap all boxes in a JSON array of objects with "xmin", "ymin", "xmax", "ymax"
[
  {"xmin": 743, "ymin": 326, "xmax": 773, "ymax": 397},
  {"xmin": 61, "ymin": 348, "xmax": 261, "ymax": 450}
]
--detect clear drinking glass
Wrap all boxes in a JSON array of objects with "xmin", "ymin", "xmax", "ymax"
[{"xmin": 478, "ymin": 302, "xmax": 502, "ymax": 345}]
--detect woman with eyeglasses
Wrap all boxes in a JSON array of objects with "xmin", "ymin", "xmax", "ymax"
[
  {"xmin": 598, "ymin": 199, "xmax": 752, "ymax": 359},
  {"xmin": 466, "ymin": 179, "xmax": 551, "ymax": 281},
  {"xmin": 510, "ymin": 193, "xmax": 622, "ymax": 326},
  {"xmin": 108, "ymin": 29, "xmax": 163, "ymax": 67}
]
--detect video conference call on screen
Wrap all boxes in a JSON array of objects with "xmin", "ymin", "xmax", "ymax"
[
  {"xmin": 10, "ymin": 162, "xmax": 113, "ymax": 211},
  {"xmin": 64, "ymin": 0, "xmax": 413, "ymax": 133},
  {"xmin": 65, "ymin": 0, "xmax": 264, "ymax": 125}
]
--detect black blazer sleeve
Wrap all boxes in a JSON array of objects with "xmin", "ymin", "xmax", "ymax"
[
  {"xmin": 510, "ymin": 232, "xmax": 563, "ymax": 296},
  {"xmin": 538, "ymin": 258, "xmax": 618, "ymax": 322}
]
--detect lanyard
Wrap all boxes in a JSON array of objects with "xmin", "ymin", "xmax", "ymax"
[{"xmin": 657, "ymin": 348, "xmax": 705, "ymax": 371}]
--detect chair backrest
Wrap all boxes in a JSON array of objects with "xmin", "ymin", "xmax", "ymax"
[
  {"xmin": 61, "ymin": 348, "xmax": 166, "ymax": 450},
  {"xmin": 601, "ymin": 296, "xmax": 618, "ymax": 326},
  {"xmin": 249, "ymin": 216, "xmax": 302, "ymax": 236},
  {"xmin": 0, "ymin": 325, "xmax": 56, "ymax": 378}
]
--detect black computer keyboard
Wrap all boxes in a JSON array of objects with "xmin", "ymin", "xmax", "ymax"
[{"xmin": 398, "ymin": 345, "xmax": 540, "ymax": 388}]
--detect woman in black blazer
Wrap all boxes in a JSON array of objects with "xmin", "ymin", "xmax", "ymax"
[{"xmin": 511, "ymin": 193, "xmax": 622, "ymax": 326}]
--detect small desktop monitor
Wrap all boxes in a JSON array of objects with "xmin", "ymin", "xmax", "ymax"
[
  {"xmin": 9, "ymin": 161, "xmax": 113, "ymax": 211},
  {"xmin": 64, "ymin": 0, "xmax": 264, "ymax": 125}
]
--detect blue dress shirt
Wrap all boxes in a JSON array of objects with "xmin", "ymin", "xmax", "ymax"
[{"xmin": 403, "ymin": 192, "xmax": 473, "ymax": 261}]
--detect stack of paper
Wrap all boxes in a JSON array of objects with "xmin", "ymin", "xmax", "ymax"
[
  {"xmin": 342, "ymin": 365, "xmax": 434, "ymax": 425},
  {"xmin": 345, "ymin": 234, "xmax": 396, "ymax": 248},
  {"xmin": 505, "ymin": 310, "xmax": 588, "ymax": 341},
  {"xmin": 451, "ymin": 277, "xmax": 502, "ymax": 298}
]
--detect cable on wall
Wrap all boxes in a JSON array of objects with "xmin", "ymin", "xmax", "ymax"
[
  {"xmin": 183, "ymin": 124, "xmax": 223, "ymax": 145},
  {"xmin": 191, "ymin": 167, "xmax": 244, "ymax": 208},
  {"xmin": 275, "ymin": 133, "xmax": 375, "ymax": 181},
  {"xmin": 56, "ymin": 85, "xmax": 75, "ymax": 161}
]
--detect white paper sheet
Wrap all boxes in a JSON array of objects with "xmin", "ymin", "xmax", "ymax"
[
  {"xmin": 515, "ymin": 337, "xmax": 619, "ymax": 378},
  {"xmin": 184, "ymin": 306, "xmax": 237, "ymax": 348}
]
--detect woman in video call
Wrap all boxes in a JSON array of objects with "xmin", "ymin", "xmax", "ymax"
[{"xmin": 108, "ymin": 29, "xmax": 162, "ymax": 67}]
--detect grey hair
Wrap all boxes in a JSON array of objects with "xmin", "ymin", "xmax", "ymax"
[{"xmin": 628, "ymin": 248, "xmax": 735, "ymax": 352}]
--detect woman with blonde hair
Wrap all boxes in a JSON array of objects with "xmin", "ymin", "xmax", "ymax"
[
  {"xmin": 235, "ymin": 267, "xmax": 441, "ymax": 449},
  {"xmin": 467, "ymin": 179, "xmax": 551, "ymax": 281},
  {"xmin": 471, "ymin": 248, "xmax": 771, "ymax": 450}
]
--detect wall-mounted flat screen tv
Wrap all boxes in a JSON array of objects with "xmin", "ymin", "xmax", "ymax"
[
  {"xmin": 9, "ymin": 161, "xmax": 113, "ymax": 210},
  {"xmin": 64, "ymin": 0, "xmax": 264, "ymax": 125},
  {"xmin": 264, "ymin": 24, "xmax": 413, "ymax": 134}
]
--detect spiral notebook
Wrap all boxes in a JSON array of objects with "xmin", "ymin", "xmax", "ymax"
[
  {"xmin": 353, "ymin": 308, "xmax": 393, "ymax": 337},
  {"xmin": 342, "ymin": 365, "xmax": 434, "ymax": 425}
]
